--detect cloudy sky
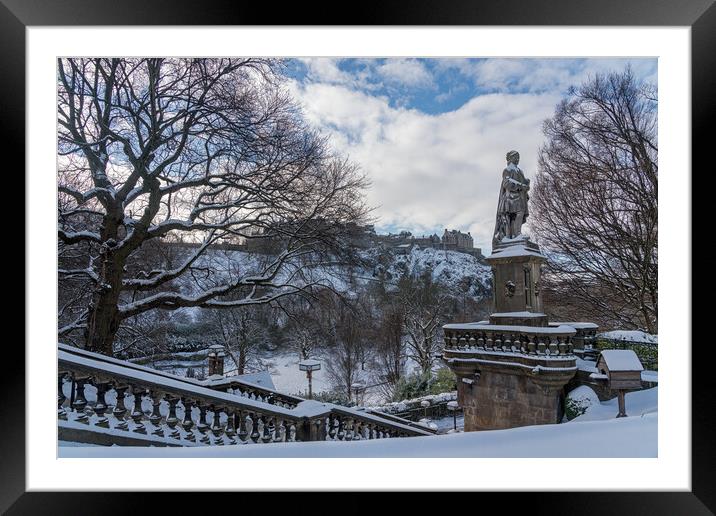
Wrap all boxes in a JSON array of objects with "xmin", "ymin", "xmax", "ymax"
[{"xmin": 283, "ymin": 58, "xmax": 657, "ymax": 253}]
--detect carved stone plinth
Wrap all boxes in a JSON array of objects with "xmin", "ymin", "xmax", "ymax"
[
  {"xmin": 443, "ymin": 329, "xmax": 577, "ymax": 431},
  {"xmin": 486, "ymin": 235, "xmax": 546, "ymax": 314}
]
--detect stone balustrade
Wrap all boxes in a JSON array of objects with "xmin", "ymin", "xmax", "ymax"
[
  {"xmin": 443, "ymin": 322, "xmax": 576, "ymax": 357},
  {"xmin": 58, "ymin": 345, "xmax": 432, "ymax": 447}
]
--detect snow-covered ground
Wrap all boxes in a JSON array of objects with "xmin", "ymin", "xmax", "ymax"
[
  {"xmin": 571, "ymin": 386, "xmax": 657, "ymax": 422},
  {"xmin": 266, "ymin": 353, "xmax": 331, "ymax": 396},
  {"xmin": 59, "ymin": 388, "xmax": 657, "ymax": 458},
  {"xmin": 598, "ymin": 330, "xmax": 657, "ymax": 344}
]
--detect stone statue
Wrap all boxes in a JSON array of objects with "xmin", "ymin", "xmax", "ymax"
[{"xmin": 492, "ymin": 150, "xmax": 530, "ymax": 248}]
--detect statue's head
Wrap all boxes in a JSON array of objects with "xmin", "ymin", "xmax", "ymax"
[{"xmin": 506, "ymin": 150, "xmax": 520, "ymax": 165}]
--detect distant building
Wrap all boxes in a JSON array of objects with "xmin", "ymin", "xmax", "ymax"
[{"xmin": 441, "ymin": 228, "xmax": 474, "ymax": 251}]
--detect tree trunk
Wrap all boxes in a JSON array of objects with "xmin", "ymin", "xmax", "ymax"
[
  {"xmin": 238, "ymin": 350, "xmax": 246, "ymax": 376},
  {"xmin": 84, "ymin": 240, "xmax": 125, "ymax": 356}
]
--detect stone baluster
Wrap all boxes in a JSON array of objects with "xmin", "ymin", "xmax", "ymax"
[
  {"xmin": 477, "ymin": 335, "xmax": 485, "ymax": 349},
  {"xmin": 458, "ymin": 335, "xmax": 467, "ymax": 349},
  {"xmin": 165, "ymin": 396, "xmax": 181, "ymax": 440},
  {"xmin": 344, "ymin": 418, "xmax": 354, "ymax": 441},
  {"xmin": 181, "ymin": 398, "xmax": 196, "ymax": 442},
  {"xmin": 196, "ymin": 402, "xmax": 211, "ymax": 444},
  {"xmin": 450, "ymin": 336, "xmax": 458, "ymax": 348},
  {"xmin": 261, "ymin": 416, "xmax": 273, "ymax": 444},
  {"xmin": 315, "ymin": 417, "xmax": 327, "ymax": 441},
  {"xmin": 527, "ymin": 337, "xmax": 537, "ymax": 355},
  {"xmin": 537, "ymin": 337, "xmax": 546, "ymax": 355},
  {"xmin": 502, "ymin": 335, "xmax": 511, "ymax": 352},
  {"xmin": 210, "ymin": 406, "xmax": 225, "ymax": 445},
  {"xmin": 567, "ymin": 337, "xmax": 574, "ymax": 354},
  {"xmin": 130, "ymin": 386, "xmax": 146, "ymax": 434},
  {"xmin": 548, "ymin": 337, "xmax": 559, "ymax": 355},
  {"xmin": 113, "ymin": 384, "xmax": 129, "ymax": 431},
  {"xmin": 283, "ymin": 418, "xmax": 293, "ymax": 442},
  {"xmin": 336, "ymin": 417, "xmax": 345, "ymax": 441},
  {"xmin": 237, "ymin": 410, "xmax": 248, "ymax": 443},
  {"xmin": 558, "ymin": 336, "xmax": 568, "ymax": 355},
  {"xmin": 58, "ymin": 372, "xmax": 67, "ymax": 420},
  {"xmin": 72, "ymin": 376, "xmax": 90, "ymax": 424},
  {"xmin": 249, "ymin": 413, "xmax": 261, "ymax": 443},
  {"xmin": 494, "ymin": 336, "xmax": 502, "ymax": 351},
  {"xmin": 149, "ymin": 391, "xmax": 165, "ymax": 437},
  {"xmin": 486, "ymin": 335, "xmax": 494, "ymax": 350},
  {"xmin": 225, "ymin": 412, "xmax": 237, "ymax": 445},
  {"xmin": 468, "ymin": 335, "xmax": 476, "ymax": 348},
  {"xmin": 274, "ymin": 419, "xmax": 286, "ymax": 442},
  {"xmin": 93, "ymin": 380, "xmax": 110, "ymax": 428},
  {"xmin": 367, "ymin": 424, "xmax": 376, "ymax": 440},
  {"xmin": 353, "ymin": 421, "xmax": 363, "ymax": 440},
  {"xmin": 328, "ymin": 415, "xmax": 337, "ymax": 440}
]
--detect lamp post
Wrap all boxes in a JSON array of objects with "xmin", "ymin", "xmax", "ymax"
[
  {"xmin": 298, "ymin": 359, "xmax": 321, "ymax": 399},
  {"xmin": 421, "ymin": 399, "xmax": 430, "ymax": 419},
  {"xmin": 351, "ymin": 382, "xmax": 366, "ymax": 405},
  {"xmin": 447, "ymin": 400, "xmax": 459, "ymax": 432}
]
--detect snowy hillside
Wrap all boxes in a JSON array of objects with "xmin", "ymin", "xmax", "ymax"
[
  {"xmin": 177, "ymin": 244, "xmax": 492, "ymax": 302},
  {"xmin": 368, "ymin": 246, "xmax": 491, "ymax": 299}
]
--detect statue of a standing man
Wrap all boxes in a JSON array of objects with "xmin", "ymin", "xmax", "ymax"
[{"xmin": 492, "ymin": 150, "xmax": 530, "ymax": 249}]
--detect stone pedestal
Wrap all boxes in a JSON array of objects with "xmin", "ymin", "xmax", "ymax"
[
  {"xmin": 442, "ymin": 235, "xmax": 579, "ymax": 431},
  {"xmin": 486, "ymin": 235, "xmax": 546, "ymax": 314}
]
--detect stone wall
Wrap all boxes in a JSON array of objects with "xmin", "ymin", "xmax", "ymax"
[{"xmin": 460, "ymin": 370, "xmax": 564, "ymax": 431}]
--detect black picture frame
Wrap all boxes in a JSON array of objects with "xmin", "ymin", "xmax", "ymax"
[{"xmin": 4, "ymin": 0, "xmax": 709, "ymax": 512}]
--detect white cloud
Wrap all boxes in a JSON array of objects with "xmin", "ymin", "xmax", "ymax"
[
  {"xmin": 287, "ymin": 78, "xmax": 559, "ymax": 253},
  {"xmin": 298, "ymin": 58, "xmax": 353, "ymax": 85},
  {"xmin": 285, "ymin": 57, "xmax": 656, "ymax": 253},
  {"xmin": 437, "ymin": 58, "xmax": 656, "ymax": 94},
  {"xmin": 376, "ymin": 58, "xmax": 433, "ymax": 88}
]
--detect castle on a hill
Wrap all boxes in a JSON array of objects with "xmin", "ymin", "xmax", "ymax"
[
  {"xmin": 164, "ymin": 222, "xmax": 483, "ymax": 259},
  {"xmin": 368, "ymin": 226, "xmax": 483, "ymax": 258}
]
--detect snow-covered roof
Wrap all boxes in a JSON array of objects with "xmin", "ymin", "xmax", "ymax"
[{"xmin": 598, "ymin": 350, "xmax": 644, "ymax": 372}]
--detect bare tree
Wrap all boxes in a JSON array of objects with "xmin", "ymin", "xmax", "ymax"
[
  {"xmin": 57, "ymin": 58, "xmax": 368, "ymax": 355},
  {"xmin": 399, "ymin": 272, "xmax": 448, "ymax": 375},
  {"xmin": 320, "ymin": 295, "xmax": 370, "ymax": 401},
  {"xmin": 206, "ymin": 304, "xmax": 270, "ymax": 375},
  {"xmin": 531, "ymin": 67, "xmax": 657, "ymax": 332},
  {"xmin": 371, "ymin": 300, "xmax": 405, "ymax": 400}
]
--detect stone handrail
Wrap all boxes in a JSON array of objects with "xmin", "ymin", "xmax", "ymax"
[
  {"xmin": 58, "ymin": 345, "xmax": 432, "ymax": 447},
  {"xmin": 60, "ymin": 343, "xmax": 304, "ymax": 409}
]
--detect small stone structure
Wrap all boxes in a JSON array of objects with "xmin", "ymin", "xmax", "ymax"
[{"xmin": 442, "ymin": 150, "xmax": 597, "ymax": 431}]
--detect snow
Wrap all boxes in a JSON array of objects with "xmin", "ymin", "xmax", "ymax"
[
  {"xmin": 598, "ymin": 330, "xmax": 657, "ymax": 344},
  {"xmin": 443, "ymin": 322, "xmax": 577, "ymax": 335},
  {"xmin": 491, "ymin": 311, "xmax": 546, "ymax": 317},
  {"xmin": 571, "ymin": 387, "xmax": 657, "ymax": 422},
  {"xmin": 58, "ymin": 409, "xmax": 657, "ymax": 458},
  {"xmin": 558, "ymin": 322, "xmax": 600, "ymax": 330},
  {"xmin": 488, "ymin": 243, "xmax": 544, "ymax": 259},
  {"xmin": 227, "ymin": 371, "xmax": 276, "ymax": 390},
  {"xmin": 268, "ymin": 353, "xmax": 332, "ymax": 396},
  {"xmin": 599, "ymin": 349, "xmax": 644, "ymax": 372}
]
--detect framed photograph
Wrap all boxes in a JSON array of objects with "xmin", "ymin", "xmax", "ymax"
[{"xmin": 7, "ymin": 0, "xmax": 711, "ymax": 511}]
